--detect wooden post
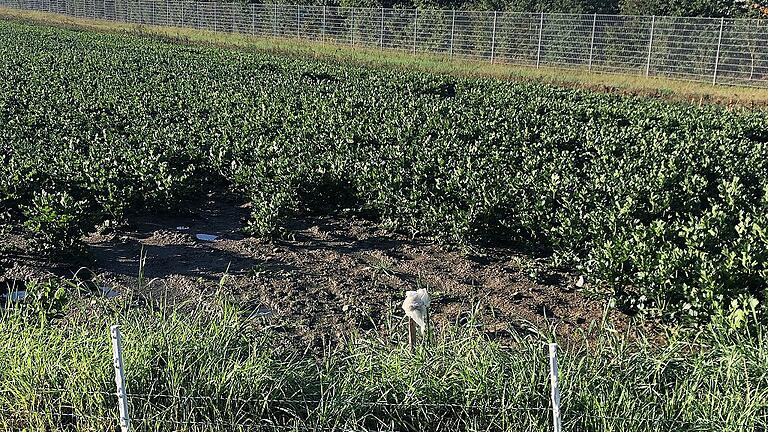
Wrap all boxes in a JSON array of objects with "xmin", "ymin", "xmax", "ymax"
[
  {"xmin": 111, "ymin": 326, "xmax": 130, "ymax": 432},
  {"xmin": 407, "ymin": 319, "xmax": 417, "ymax": 353},
  {"xmin": 548, "ymin": 343, "xmax": 561, "ymax": 432}
]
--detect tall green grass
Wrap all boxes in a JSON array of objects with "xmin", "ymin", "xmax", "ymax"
[{"xmin": 0, "ymin": 285, "xmax": 766, "ymax": 431}]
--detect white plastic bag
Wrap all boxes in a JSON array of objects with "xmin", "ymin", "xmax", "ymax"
[{"xmin": 402, "ymin": 288, "xmax": 431, "ymax": 334}]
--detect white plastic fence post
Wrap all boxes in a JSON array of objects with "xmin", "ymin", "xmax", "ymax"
[
  {"xmin": 645, "ymin": 15, "xmax": 655, "ymax": 76},
  {"xmin": 588, "ymin": 13, "xmax": 596, "ymax": 71},
  {"xmin": 536, "ymin": 12, "xmax": 544, "ymax": 68},
  {"xmin": 449, "ymin": 9, "xmax": 455, "ymax": 58},
  {"xmin": 296, "ymin": 3, "xmax": 299, "ymax": 38},
  {"xmin": 412, "ymin": 8, "xmax": 417, "ymax": 54},
  {"xmin": 350, "ymin": 7, "xmax": 354, "ymax": 45},
  {"xmin": 490, "ymin": 11, "xmax": 497, "ymax": 63},
  {"xmin": 322, "ymin": 5, "xmax": 326, "ymax": 43},
  {"xmin": 110, "ymin": 325, "xmax": 130, "ymax": 432},
  {"xmin": 713, "ymin": 17, "xmax": 724, "ymax": 85},
  {"xmin": 272, "ymin": 3, "xmax": 276, "ymax": 36},
  {"xmin": 548, "ymin": 343, "xmax": 562, "ymax": 432},
  {"xmin": 250, "ymin": 3, "xmax": 254, "ymax": 35}
]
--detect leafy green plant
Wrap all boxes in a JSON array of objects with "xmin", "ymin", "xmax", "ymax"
[
  {"xmin": 1, "ymin": 20, "xmax": 766, "ymax": 321},
  {"xmin": 21, "ymin": 190, "xmax": 89, "ymax": 254},
  {"xmin": 21, "ymin": 279, "xmax": 68, "ymax": 324}
]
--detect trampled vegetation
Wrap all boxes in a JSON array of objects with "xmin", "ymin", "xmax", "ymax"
[{"xmin": 1, "ymin": 20, "xmax": 766, "ymax": 322}]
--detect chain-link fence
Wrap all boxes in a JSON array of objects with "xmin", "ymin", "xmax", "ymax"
[{"xmin": 1, "ymin": 0, "xmax": 767, "ymax": 87}]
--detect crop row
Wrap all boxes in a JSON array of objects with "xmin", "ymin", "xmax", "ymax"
[{"xmin": 0, "ymin": 20, "xmax": 766, "ymax": 321}]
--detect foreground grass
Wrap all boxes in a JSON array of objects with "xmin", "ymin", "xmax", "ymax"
[
  {"xmin": 1, "ymin": 284, "xmax": 766, "ymax": 432},
  {"xmin": 1, "ymin": 7, "xmax": 767, "ymax": 108}
]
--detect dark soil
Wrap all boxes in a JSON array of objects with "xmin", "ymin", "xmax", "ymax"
[{"xmin": 1, "ymin": 192, "xmax": 646, "ymax": 348}]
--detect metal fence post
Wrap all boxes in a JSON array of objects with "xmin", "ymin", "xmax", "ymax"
[
  {"xmin": 412, "ymin": 8, "xmax": 418, "ymax": 54},
  {"xmin": 750, "ymin": 19, "xmax": 757, "ymax": 80},
  {"xmin": 548, "ymin": 343, "xmax": 562, "ymax": 432},
  {"xmin": 713, "ymin": 17, "xmax": 724, "ymax": 85},
  {"xmin": 536, "ymin": 12, "xmax": 544, "ymax": 68},
  {"xmin": 110, "ymin": 326, "xmax": 130, "ymax": 432},
  {"xmin": 490, "ymin": 11, "xmax": 497, "ymax": 63},
  {"xmin": 450, "ymin": 9, "xmax": 455, "ymax": 59},
  {"xmin": 588, "ymin": 13, "xmax": 596, "ymax": 71},
  {"xmin": 645, "ymin": 15, "xmax": 655, "ymax": 76},
  {"xmin": 379, "ymin": 7, "xmax": 384, "ymax": 48}
]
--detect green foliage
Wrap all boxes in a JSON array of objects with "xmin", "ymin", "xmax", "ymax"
[
  {"xmin": 1, "ymin": 21, "xmax": 767, "ymax": 321},
  {"xmin": 618, "ymin": 0, "xmax": 752, "ymax": 17},
  {"xmin": 21, "ymin": 190, "xmax": 88, "ymax": 253},
  {"xmin": 20, "ymin": 279, "xmax": 68, "ymax": 324}
]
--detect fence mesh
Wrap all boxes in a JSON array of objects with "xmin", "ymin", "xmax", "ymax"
[{"xmin": 0, "ymin": 0, "xmax": 766, "ymax": 86}]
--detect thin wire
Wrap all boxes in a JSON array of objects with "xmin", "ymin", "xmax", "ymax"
[
  {"xmin": 125, "ymin": 393, "xmax": 549, "ymax": 412},
  {"xmin": 0, "ymin": 406, "xmax": 118, "ymax": 422},
  {"xmin": 130, "ymin": 416, "xmax": 373, "ymax": 431}
]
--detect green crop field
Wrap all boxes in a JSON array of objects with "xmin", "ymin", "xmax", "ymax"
[
  {"xmin": 2, "ymin": 19, "xmax": 766, "ymax": 320},
  {"xmin": 1, "ymin": 18, "xmax": 767, "ymax": 432}
]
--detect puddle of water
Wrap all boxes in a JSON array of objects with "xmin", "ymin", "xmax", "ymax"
[
  {"xmin": 196, "ymin": 234, "xmax": 219, "ymax": 242},
  {"xmin": 100, "ymin": 287, "xmax": 120, "ymax": 299},
  {"xmin": 6, "ymin": 291, "xmax": 27, "ymax": 301},
  {"xmin": 3, "ymin": 291, "xmax": 27, "ymax": 302},
  {"xmin": 243, "ymin": 304, "xmax": 272, "ymax": 318}
]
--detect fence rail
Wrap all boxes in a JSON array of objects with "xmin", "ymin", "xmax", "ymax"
[{"xmin": 1, "ymin": 0, "xmax": 767, "ymax": 87}]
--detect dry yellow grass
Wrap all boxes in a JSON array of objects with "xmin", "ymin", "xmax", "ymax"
[{"xmin": 2, "ymin": 6, "xmax": 767, "ymax": 107}]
